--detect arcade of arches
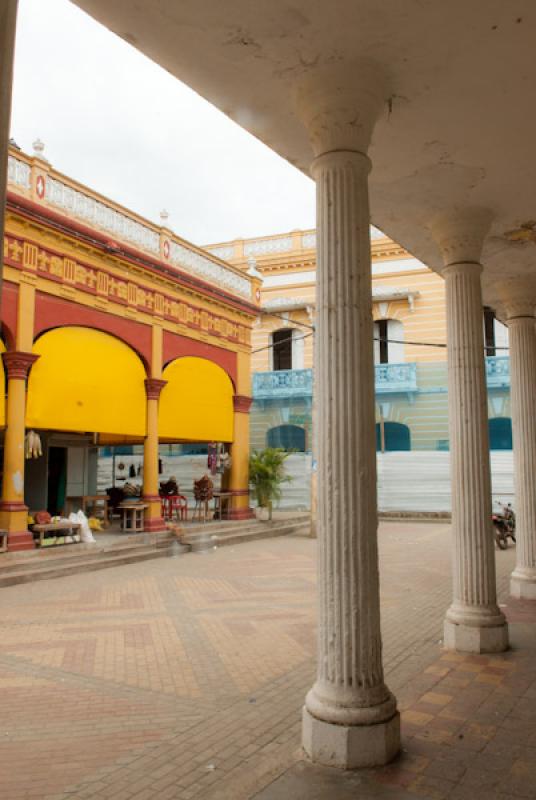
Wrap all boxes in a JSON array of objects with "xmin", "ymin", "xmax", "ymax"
[{"xmin": 0, "ymin": 153, "xmax": 259, "ymax": 550}]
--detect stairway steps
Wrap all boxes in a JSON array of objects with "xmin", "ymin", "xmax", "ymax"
[
  {"xmin": 0, "ymin": 535, "xmax": 174, "ymax": 575},
  {"xmin": 0, "ymin": 544, "xmax": 178, "ymax": 588},
  {"xmin": 184, "ymin": 519, "xmax": 311, "ymax": 551}
]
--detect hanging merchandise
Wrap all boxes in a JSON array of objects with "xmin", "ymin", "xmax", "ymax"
[
  {"xmin": 158, "ymin": 458, "xmax": 163, "ymax": 474},
  {"xmin": 216, "ymin": 442, "xmax": 225, "ymax": 474},
  {"xmin": 129, "ymin": 464, "xmax": 136, "ymax": 478},
  {"xmin": 25, "ymin": 430, "xmax": 43, "ymax": 459},
  {"xmin": 207, "ymin": 442, "xmax": 218, "ymax": 475},
  {"xmin": 137, "ymin": 463, "xmax": 141, "ymax": 476}
]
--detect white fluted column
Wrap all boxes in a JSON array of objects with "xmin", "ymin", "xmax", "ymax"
[
  {"xmin": 432, "ymin": 210, "xmax": 508, "ymax": 653},
  {"xmin": 297, "ymin": 62, "xmax": 399, "ymax": 769},
  {"xmin": 506, "ymin": 305, "xmax": 536, "ymax": 598}
]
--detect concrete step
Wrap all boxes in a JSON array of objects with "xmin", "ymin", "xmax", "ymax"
[
  {"xmin": 0, "ymin": 536, "xmax": 179, "ymax": 587},
  {"xmin": 182, "ymin": 516, "xmax": 311, "ymax": 552},
  {"xmin": 1, "ymin": 533, "xmax": 174, "ymax": 574}
]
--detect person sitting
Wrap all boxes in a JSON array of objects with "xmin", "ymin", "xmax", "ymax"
[{"xmin": 160, "ymin": 476, "xmax": 179, "ymax": 496}]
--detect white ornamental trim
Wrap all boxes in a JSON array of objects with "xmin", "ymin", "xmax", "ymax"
[
  {"xmin": 7, "ymin": 156, "xmax": 31, "ymax": 189},
  {"xmin": 169, "ymin": 240, "xmax": 251, "ymax": 298},
  {"xmin": 45, "ymin": 177, "xmax": 160, "ymax": 255},
  {"xmin": 301, "ymin": 232, "xmax": 316, "ymax": 249},
  {"xmin": 244, "ymin": 235, "xmax": 293, "ymax": 256},
  {"xmin": 207, "ymin": 244, "xmax": 234, "ymax": 261}
]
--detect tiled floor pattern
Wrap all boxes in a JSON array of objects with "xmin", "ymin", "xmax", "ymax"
[{"xmin": 0, "ymin": 523, "xmax": 532, "ymax": 799}]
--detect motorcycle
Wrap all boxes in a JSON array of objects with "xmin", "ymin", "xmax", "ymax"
[{"xmin": 492, "ymin": 502, "xmax": 516, "ymax": 550}]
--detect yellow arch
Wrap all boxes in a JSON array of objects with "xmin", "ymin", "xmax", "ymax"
[
  {"xmin": 0, "ymin": 339, "xmax": 5, "ymax": 427},
  {"xmin": 159, "ymin": 357, "xmax": 234, "ymax": 442},
  {"xmin": 27, "ymin": 327, "xmax": 147, "ymax": 436}
]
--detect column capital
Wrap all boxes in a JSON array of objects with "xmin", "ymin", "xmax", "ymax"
[
  {"xmin": 295, "ymin": 59, "xmax": 390, "ymax": 157},
  {"xmin": 2, "ymin": 351, "xmax": 39, "ymax": 380},
  {"xmin": 144, "ymin": 378, "xmax": 167, "ymax": 400},
  {"xmin": 493, "ymin": 278, "xmax": 536, "ymax": 321},
  {"xmin": 429, "ymin": 207, "xmax": 493, "ymax": 267},
  {"xmin": 233, "ymin": 394, "xmax": 252, "ymax": 413}
]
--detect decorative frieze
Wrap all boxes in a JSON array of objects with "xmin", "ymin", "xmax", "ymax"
[{"xmin": 4, "ymin": 233, "xmax": 251, "ymax": 347}]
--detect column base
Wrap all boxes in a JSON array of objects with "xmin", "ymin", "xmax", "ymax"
[
  {"xmin": 222, "ymin": 507, "xmax": 255, "ymax": 521},
  {"xmin": 302, "ymin": 707, "xmax": 400, "ymax": 769},
  {"xmin": 511, "ymin": 569, "xmax": 536, "ymax": 600},
  {"xmin": 444, "ymin": 617, "xmax": 508, "ymax": 653},
  {"xmin": 7, "ymin": 530, "xmax": 35, "ymax": 552},
  {"xmin": 143, "ymin": 517, "xmax": 168, "ymax": 533}
]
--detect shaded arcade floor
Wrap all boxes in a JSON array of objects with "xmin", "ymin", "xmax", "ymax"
[{"xmin": 0, "ymin": 522, "xmax": 533, "ymax": 800}]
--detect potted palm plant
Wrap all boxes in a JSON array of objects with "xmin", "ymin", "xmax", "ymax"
[{"xmin": 249, "ymin": 447, "xmax": 292, "ymax": 521}]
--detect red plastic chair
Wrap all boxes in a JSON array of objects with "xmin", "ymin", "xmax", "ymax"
[{"xmin": 169, "ymin": 495, "xmax": 188, "ymax": 521}]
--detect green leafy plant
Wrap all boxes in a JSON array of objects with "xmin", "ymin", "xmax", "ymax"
[{"xmin": 249, "ymin": 447, "xmax": 292, "ymax": 520}]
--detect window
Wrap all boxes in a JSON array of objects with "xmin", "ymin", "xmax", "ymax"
[
  {"xmin": 374, "ymin": 319, "xmax": 404, "ymax": 364},
  {"xmin": 483, "ymin": 308, "xmax": 509, "ymax": 356},
  {"xmin": 272, "ymin": 329, "xmax": 293, "ymax": 371},
  {"xmin": 267, "ymin": 424, "xmax": 306, "ymax": 452},
  {"xmin": 376, "ymin": 421, "xmax": 411, "ymax": 451},
  {"xmin": 489, "ymin": 418, "xmax": 512, "ymax": 450}
]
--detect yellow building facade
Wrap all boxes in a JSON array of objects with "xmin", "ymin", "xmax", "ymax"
[
  {"xmin": 1, "ymin": 144, "xmax": 260, "ymax": 550},
  {"xmin": 206, "ymin": 228, "xmax": 453, "ymax": 454}
]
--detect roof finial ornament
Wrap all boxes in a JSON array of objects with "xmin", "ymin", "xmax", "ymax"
[{"xmin": 32, "ymin": 138, "xmax": 45, "ymax": 158}]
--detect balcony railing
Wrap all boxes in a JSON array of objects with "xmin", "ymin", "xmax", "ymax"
[
  {"xmin": 375, "ymin": 362, "xmax": 418, "ymax": 394},
  {"xmin": 253, "ymin": 362, "xmax": 419, "ymax": 399},
  {"xmin": 253, "ymin": 369, "xmax": 313, "ymax": 399},
  {"xmin": 485, "ymin": 356, "xmax": 510, "ymax": 388}
]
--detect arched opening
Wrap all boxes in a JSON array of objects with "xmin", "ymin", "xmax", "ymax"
[
  {"xmin": 267, "ymin": 424, "xmax": 306, "ymax": 452},
  {"xmin": 159, "ymin": 357, "xmax": 234, "ymax": 442},
  {"xmin": 374, "ymin": 319, "xmax": 404, "ymax": 364},
  {"xmin": 376, "ymin": 421, "xmax": 411, "ymax": 452},
  {"xmin": 489, "ymin": 417, "xmax": 512, "ymax": 450},
  {"xmin": 27, "ymin": 327, "xmax": 147, "ymax": 436}
]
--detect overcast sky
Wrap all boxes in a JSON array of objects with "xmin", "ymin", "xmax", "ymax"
[{"xmin": 10, "ymin": 0, "xmax": 316, "ymax": 246}]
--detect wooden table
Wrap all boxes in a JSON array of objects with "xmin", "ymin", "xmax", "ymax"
[
  {"xmin": 32, "ymin": 522, "xmax": 82, "ymax": 547},
  {"xmin": 119, "ymin": 503, "xmax": 147, "ymax": 532},
  {"xmin": 65, "ymin": 495, "xmax": 110, "ymax": 526},
  {"xmin": 213, "ymin": 491, "xmax": 234, "ymax": 520}
]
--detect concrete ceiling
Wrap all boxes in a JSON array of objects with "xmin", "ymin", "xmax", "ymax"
[{"xmin": 71, "ymin": 0, "xmax": 536, "ymax": 307}]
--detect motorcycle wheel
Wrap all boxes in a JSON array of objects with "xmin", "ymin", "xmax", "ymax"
[{"xmin": 495, "ymin": 530, "xmax": 508, "ymax": 550}]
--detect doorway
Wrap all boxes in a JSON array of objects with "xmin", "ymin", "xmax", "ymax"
[{"xmin": 47, "ymin": 446, "xmax": 67, "ymax": 514}]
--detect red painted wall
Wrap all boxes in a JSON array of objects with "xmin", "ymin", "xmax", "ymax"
[
  {"xmin": 34, "ymin": 292, "xmax": 152, "ymax": 369},
  {"xmin": 163, "ymin": 330, "xmax": 237, "ymax": 387},
  {"xmin": 0, "ymin": 281, "xmax": 19, "ymax": 349}
]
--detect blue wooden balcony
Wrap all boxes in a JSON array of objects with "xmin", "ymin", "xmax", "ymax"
[
  {"xmin": 375, "ymin": 362, "xmax": 418, "ymax": 394},
  {"xmin": 485, "ymin": 356, "xmax": 510, "ymax": 388},
  {"xmin": 253, "ymin": 369, "xmax": 313, "ymax": 399},
  {"xmin": 253, "ymin": 363, "xmax": 419, "ymax": 399}
]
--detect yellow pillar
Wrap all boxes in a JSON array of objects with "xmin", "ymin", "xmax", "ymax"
[
  {"xmin": 142, "ymin": 325, "xmax": 167, "ymax": 532},
  {"xmin": 225, "ymin": 351, "xmax": 254, "ymax": 520},
  {"xmin": 0, "ymin": 351, "xmax": 39, "ymax": 550}
]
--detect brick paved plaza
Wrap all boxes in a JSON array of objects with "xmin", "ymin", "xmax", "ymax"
[{"xmin": 1, "ymin": 522, "xmax": 535, "ymax": 800}]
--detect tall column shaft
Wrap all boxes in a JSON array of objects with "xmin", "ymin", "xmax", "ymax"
[
  {"xmin": 225, "ymin": 396, "xmax": 254, "ymax": 520},
  {"xmin": 143, "ymin": 378, "xmax": 167, "ymax": 532},
  {"xmin": 0, "ymin": 352, "xmax": 38, "ymax": 551},
  {"xmin": 302, "ymin": 150, "xmax": 398, "ymax": 767},
  {"xmin": 443, "ymin": 263, "xmax": 507, "ymax": 651},
  {"xmin": 508, "ymin": 315, "xmax": 536, "ymax": 598}
]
